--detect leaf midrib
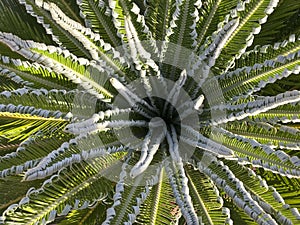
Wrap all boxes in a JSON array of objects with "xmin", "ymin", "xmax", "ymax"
[{"xmin": 149, "ymin": 168, "xmax": 163, "ymax": 224}]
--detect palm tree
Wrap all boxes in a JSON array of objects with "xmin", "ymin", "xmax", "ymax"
[{"xmin": 1, "ymin": 0, "xmax": 300, "ymax": 224}]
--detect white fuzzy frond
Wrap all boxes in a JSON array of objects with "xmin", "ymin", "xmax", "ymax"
[
  {"xmin": 65, "ymin": 119, "xmax": 148, "ymax": 135},
  {"xmin": 165, "ymin": 159, "xmax": 199, "ymax": 225},
  {"xmin": 213, "ymin": 90, "xmax": 300, "ymax": 125},
  {"xmin": 130, "ymin": 118, "xmax": 166, "ymax": 178},
  {"xmin": 200, "ymin": 18, "xmax": 239, "ymax": 67},
  {"xmin": 181, "ymin": 125, "xmax": 234, "ymax": 157},
  {"xmin": 110, "ymin": 77, "xmax": 157, "ymax": 115},
  {"xmin": 163, "ymin": 69, "xmax": 187, "ymax": 116},
  {"xmin": 202, "ymin": 161, "xmax": 278, "ymax": 225}
]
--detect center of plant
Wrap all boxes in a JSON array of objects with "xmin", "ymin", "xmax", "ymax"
[{"xmin": 130, "ymin": 96, "xmax": 181, "ymax": 139}]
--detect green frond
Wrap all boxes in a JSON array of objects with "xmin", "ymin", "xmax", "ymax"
[
  {"xmin": 0, "ymin": 88, "xmax": 73, "ymax": 114},
  {"xmin": 43, "ymin": 1, "xmax": 134, "ymax": 81},
  {"xmin": 1, "ymin": 153, "xmax": 123, "ymax": 225},
  {"xmin": 144, "ymin": 0, "xmax": 173, "ymax": 43},
  {"xmin": 196, "ymin": 0, "xmax": 239, "ymax": 48},
  {"xmin": 32, "ymin": 47, "xmax": 99, "ymax": 81},
  {"xmin": 48, "ymin": 0, "xmax": 83, "ymax": 24},
  {"xmin": 0, "ymin": 176, "xmax": 43, "ymax": 215},
  {"xmin": 223, "ymin": 198, "xmax": 260, "ymax": 225},
  {"xmin": 23, "ymin": 131, "xmax": 124, "ymax": 181},
  {"xmin": 185, "ymin": 165, "xmax": 229, "ymax": 225},
  {"xmin": 226, "ymin": 160, "xmax": 300, "ymax": 224},
  {"xmin": 0, "ymin": 112, "xmax": 68, "ymax": 141},
  {"xmin": 159, "ymin": 0, "xmax": 202, "ymax": 80},
  {"xmin": 237, "ymin": 34, "xmax": 300, "ymax": 68},
  {"xmin": 250, "ymin": 101, "xmax": 300, "ymax": 123},
  {"xmin": 225, "ymin": 121, "xmax": 300, "ymax": 150},
  {"xmin": 0, "ymin": 43, "xmax": 24, "ymax": 60},
  {"xmin": 56, "ymin": 202, "xmax": 108, "ymax": 225},
  {"xmin": 0, "ymin": 74, "xmax": 27, "ymax": 92},
  {"xmin": 257, "ymin": 169, "xmax": 300, "ymax": 208},
  {"xmin": 0, "ymin": 55, "xmax": 75, "ymax": 90},
  {"xmin": 0, "ymin": 133, "xmax": 71, "ymax": 178},
  {"xmin": 136, "ymin": 168, "xmax": 179, "ymax": 225},
  {"xmin": 218, "ymin": 51, "xmax": 300, "ymax": 99},
  {"xmin": 202, "ymin": 159, "xmax": 281, "ymax": 224},
  {"xmin": 0, "ymin": 141, "xmax": 19, "ymax": 157},
  {"xmin": 103, "ymin": 157, "xmax": 155, "ymax": 224},
  {"xmin": 0, "ymin": 34, "xmax": 113, "ymax": 99},
  {"xmin": 0, "ymin": 87, "xmax": 110, "ymax": 119},
  {"xmin": 103, "ymin": 0, "xmax": 128, "ymax": 43},
  {"xmin": 166, "ymin": 0, "xmax": 200, "ymax": 50},
  {"xmin": 77, "ymin": 0, "xmax": 122, "ymax": 47},
  {"xmin": 259, "ymin": 72, "xmax": 300, "ymax": 96},
  {"xmin": 214, "ymin": 0, "xmax": 279, "ymax": 71},
  {"xmin": 0, "ymin": 0, "xmax": 53, "ymax": 46},
  {"xmin": 209, "ymin": 90, "xmax": 300, "ymax": 126},
  {"xmin": 119, "ymin": 0, "xmax": 160, "ymax": 64},
  {"xmin": 18, "ymin": 0, "xmax": 92, "ymax": 58},
  {"xmin": 203, "ymin": 126, "xmax": 300, "ymax": 177},
  {"xmin": 253, "ymin": 0, "xmax": 300, "ymax": 45},
  {"xmin": 33, "ymin": 48, "xmax": 113, "ymax": 99}
]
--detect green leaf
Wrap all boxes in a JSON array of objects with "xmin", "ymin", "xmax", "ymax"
[
  {"xmin": 136, "ymin": 168, "xmax": 179, "ymax": 225},
  {"xmin": 252, "ymin": 0, "xmax": 300, "ymax": 46},
  {"xmin": 77, "ymin": 0, "xmax": 122, "ymax": 47},
  {"xmin": 1, "ymin": 153, "xmax": 124, "ymax": 225},
  {"xmin": 202, "ymin": 126, "xmax": 300, "ymax": 177},
  {"xmin": 0, "ymin": 176, "xmax": 43, "ymax": 215},
  {"xmin": 18, "ymin": 0, "xmax": 92, "ymax": 58},
  {"xmin": 250, "ymin": 101, "xmax": 300, "ymax": 124},
  {"xmin": 185, "ymin": 165, "xmax": 228, "ymax": 225},
  {"xmin": 226, "ymin": 160, "xmax": 300, "ymax": 224},
  {"xmin": 196, "ymin": 0, "xmax": 239, "ymax": 48},
  {"xmin": 0, "ymin": 55, "xmax": 75, "ymax": 90},
  {"xmin": 225, "ymin": 121, "xmax": 300, "ymax": 150},
  {"xmin": 218, "ymin": 51, "xmax": 300, "ymax": 100},
  {"xmin": 0, "ymin": 132, "xmax": 71, "ymax": 178},
  {"xmin": 215, "ymin": 0, "xmax": 279, "ymax": 71},
  {"xmin": 0, "ymin": 0, "xmax": 53, "ymax": 45},
  {"xmin": 0, "ymin": 112, "xmax": 68, "ymax": 141},
  {"xmin": 56, "ymin": 202, "xmax": 108, "ymax": 225}
]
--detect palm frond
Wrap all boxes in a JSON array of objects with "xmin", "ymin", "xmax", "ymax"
[
  {"xmin": 56, "ymin": 202, "xmax": 107, "ymax": 225},
  {"xmin": 77, "ymin": 0, "xmax": 122, "ymax": 47},
  {"xmin": 185, "ymin": 165, "xmax": 230, "ymax": 225},
  {"xmin": 196, "ymin": 0, "xmax": 239, "ymax": 49},
  {"xmin": 253, "ymin": 0, "xmax": 300, "ymax": 45},
  {"xmin": 0, "ymin": 112, "xmax": 68, "ymax": 141},
  {"xmin": 226, "ymin": 160, "xmax": 300, "ymax": 224},
  {"xmin": 17, "ymin": 0, "xmax": 92, "ymax": 58},
  {"xmin": 0, "ymin": 55, "xmax": 75, "ymax": 90},
  {"xmin": 0, "ymin": 0, "xmax": 52, "ymax": 45},
  {"xmin": 214, "ymin": 0, "xmax": 279, "ymax": 72},
  {"xmin": 1, "ymin": 153, "xmax": 122, "ymax": 225},
  {"xmin": 0, "ymin": 133, "xmax": 70, "ymax": 178},
  {"xmin": 135, "ymin": 167, "xmax": 180, "ymax": 224},
  {"xmin": 0, "ymin": 176, "xmax": 43, "ymax": 215}
]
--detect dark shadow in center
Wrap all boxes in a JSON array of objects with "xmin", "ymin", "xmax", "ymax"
[{"xmin": 129, "ymin": 96, "xmax": 181, "ymax": 139}]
